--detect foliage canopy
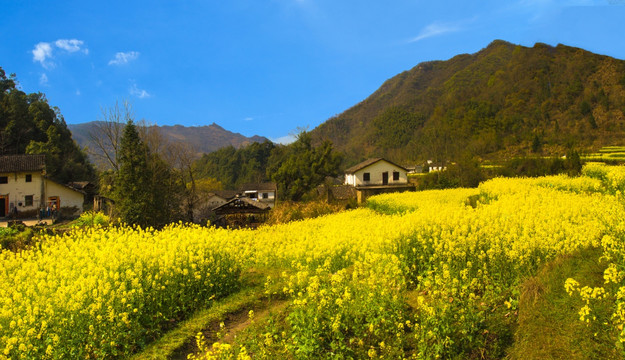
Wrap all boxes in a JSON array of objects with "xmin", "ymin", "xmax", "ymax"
[{"xmin": 0, "ymin": 67, "xmax": 94, "ymax": 183}]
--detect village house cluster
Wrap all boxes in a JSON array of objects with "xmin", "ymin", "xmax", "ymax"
[{"xmin": 0, "ymin": 154, "xmax": 444, "ymax": 227}]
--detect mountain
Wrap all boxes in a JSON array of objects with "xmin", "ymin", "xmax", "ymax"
[
  {"xmin": 69, "ymin": 121, "xmax": 269, "ymax": 160},
  {"xmin": 311, "ymin": 40, "xmax": 625, "ymax": 165}
]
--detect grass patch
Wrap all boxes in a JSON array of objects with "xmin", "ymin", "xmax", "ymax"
[
  {"xmin": 507, "ymin": 247, "xmax": 621, "ymax": 360},
  {"xmin": 266, "ymin": 200, "xmax": 347, "ymax": 225},
  {"xmin": 130, "ymin": 267, "xmax": 286, "ymax": 360},
  {"xmin": 0, "ymin": 224, "xmax": 35, "ymax": 251},
  {"xmin": 69, "ymin": 211, "xmax": 111, "ymax": 227}
]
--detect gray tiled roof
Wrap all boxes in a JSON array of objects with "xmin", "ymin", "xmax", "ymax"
[
  {"xmin": 0, "ymin": 154, "xmax": 46, "ymax": 173},
  {"xmin": 211, "ymin": 190, "xmax": 239, "ymax": 200}
]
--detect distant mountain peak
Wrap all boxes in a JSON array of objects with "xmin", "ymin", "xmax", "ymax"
[{"xmin": 69, "ymin": 122, "xmax": 270, "ymax": 167}]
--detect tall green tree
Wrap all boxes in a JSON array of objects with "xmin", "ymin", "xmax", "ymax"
[
  {"xmin": 269, "ymin": 132, "xmax": 342, "ymax": 201},
  {"xmin": 114, "ymin": 120, "xmax": 185, "ymax": 227},
  {"xmin": 115, "ymin": 121, "xmax": 153, "ymax": 227}
]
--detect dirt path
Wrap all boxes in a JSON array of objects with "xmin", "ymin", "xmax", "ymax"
[
  {"xmin": 507, "ymin": 248, "xmax": 620, "ymax": 360},
  {"xmin": 170, "ymin": 299, "xmax": 288, "ymax": 359}
]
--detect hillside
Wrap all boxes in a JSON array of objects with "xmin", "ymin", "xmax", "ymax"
[
  {"xmin": 69, "ymin": 121, "xmax": 269, "ymax": 159},
  {"xmin": 311, "ymin": 40, "xmax": 625, "ymax": 165}
]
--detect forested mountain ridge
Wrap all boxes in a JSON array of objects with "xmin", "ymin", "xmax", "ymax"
[
  {"xmin": 69, "ymin": 121, "xmax": 269, "ymax": 159},
  {"xmin": 311, "ymin": 40, "xmax": 625, "ymax": 165}
]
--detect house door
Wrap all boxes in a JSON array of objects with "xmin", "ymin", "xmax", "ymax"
[
  {"xmin": 48, "ymin": 197, "xmax": 60, "ymax": 213},
  {"xmin": 0, "ymin": 196, "xmax": 6, "ymax": 217},
  {"xmin": 382, "ymin": 172, "xmax": 389, "ymax": 185}
]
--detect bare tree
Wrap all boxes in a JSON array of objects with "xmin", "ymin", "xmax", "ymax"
[
  {"xmin": 134, "ymin": 119, "xmax": 202, "ymax": 221},
  {"xmin": 167, "ymin": 141, "xmax": 200, "ymax": 220},
  {"xmin": 88, "ymin": 100, "xmax": 133, "ymax": 171},
  {"xmin": 91, "ymin": 100, "xmax": 203, "ymax": 221}
]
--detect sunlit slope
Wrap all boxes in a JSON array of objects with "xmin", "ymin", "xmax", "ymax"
[{"xmin": 312, "ymin": 40, "xmax": 625, "ymax": 163}]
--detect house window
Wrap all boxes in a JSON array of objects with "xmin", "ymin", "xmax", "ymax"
[
  {"xmin": 262, "ymin": 193, "xmax": 268, "ymax": 199},
  {"xmin": 249, "ymin": 192, "xmax": 258, "ymax": 199},
  {"xmin": 0, "ymin": 176, "xmax": 7, "ymax": 184},
  {"xmin": 363, "ymin": 172, "xmax": 370, "ymax": 182},
  {"xmin": 25, "ymin": 195, "xmax": 33, "ymax": 207},
  {"xmin": 26, "ymin": 174, "xmax": 32, "ymax": 182},
  {"xmin": 393, "ymin": 171, "xmax": 400, "ymax": 181}
]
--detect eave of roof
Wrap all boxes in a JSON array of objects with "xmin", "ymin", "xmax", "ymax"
[
  {"xmin": 344, "ymin": 158, "xmax": 407, "ymax": 174},
  {"xmin": 45, "ymin": 177, "xmax": 87, "ymax": 195},
  {"xmin": 212, "ymin": 197, "xmax": 271, "ymax": 212}
]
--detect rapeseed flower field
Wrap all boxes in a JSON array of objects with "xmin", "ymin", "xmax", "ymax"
[{"xmin": 3, "ymin": 163, "xmax": 625, "ymax": 359}]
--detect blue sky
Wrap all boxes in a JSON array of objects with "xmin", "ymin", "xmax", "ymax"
[{"xmin": 1, "ymin": 0, "xmax": 625, "ymax": 143}]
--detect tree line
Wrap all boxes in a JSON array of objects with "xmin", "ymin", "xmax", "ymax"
[
  {"xmin": 105, "ymin": 121, "xmax": 343, "ymax": 226},
  {"xmin": 1, "ymin": 63, "xmax": 343, "ymax": 227},
  {"xmin": 193, "ymin": 132, "xmax": 342, "ymax": 201}
]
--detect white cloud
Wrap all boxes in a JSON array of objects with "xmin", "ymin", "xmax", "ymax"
[
  {"xmin": 244, "ymin": 117, "xmax": 254, "ymax": 121},
  {"xmin": 109, "ymin": 51, "xmax": 140, "ymax": 66},
  {"xmin": 409, "ymin": 22, "xmax": 463, "ymax": 43},
  {"xmin": 55, "ymin": 39, "xmax": 86, "ymax": 53},
  {"xmin": 129, "ymin": 81, "xmax": 151, "ymax": 99},
  {"xmin": 39, "ymin": 73, "xmax": 48, "ymax": 86},
  {"xmin": 32, "ymin": 42, "xmax": 54, "ymax": 67},
  {"xmin": 32, "ymin": 39, "xmax": 88, "ymax": 68}
]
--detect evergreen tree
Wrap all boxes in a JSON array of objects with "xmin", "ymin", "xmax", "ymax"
[
  {"xmin": 114, "ymin": 120, "xmax": 185, "ymax": 227},
  {"xmin": 115, "ymin": 121, "xmax": 153, "ymax": 227}
]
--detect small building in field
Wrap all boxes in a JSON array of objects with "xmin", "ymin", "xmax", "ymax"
[
  {"xmin": 344, "ymin": 158, "xmax": 415, "ymax": 203},
  {"xmin": 212, "ymin": 196, "xmax": 271, "ymax": 228},
  {"xmin": 406, "ymin": 165, "xmax": 424, "ymax": 174},
  {"xmin": 0, "ymin": 154, "xmax": 85, "ymax": 219},
  {"xmin": 426, "ymin": 160, "xmax": 447, "ymax": 172},
  {"xmin": 192, "ymin": 190, "xmax": 238, "ymax": 224},
  {"xmin": 344, "ymin": 158, "xmax": 409, "ymax": 187},
  {"xmin": 206, "ymin": 190, "xmax": 238, "ymax": 209},
  {"xmin": 239, "ymin": 182, "xmax": 277, "ymax": 208}
]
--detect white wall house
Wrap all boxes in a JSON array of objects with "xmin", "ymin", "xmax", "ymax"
[
  {"xmin": 0, "ymin": 154, "xmax": 85, "ymax": 218},
  {"xmin": 426, "ymin": 160, "xmax": 447, "ymax": 172},
  {"xmin": 344, "ymin": 158, "xmax": 408, "ymax": 187},
  {"xmin": 206, "ymin": 194, "xmax": 229, "ymax": 210},
  {"xmin": 239, "ymin": 183, "xmax": 277, "ymax": 208}
]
